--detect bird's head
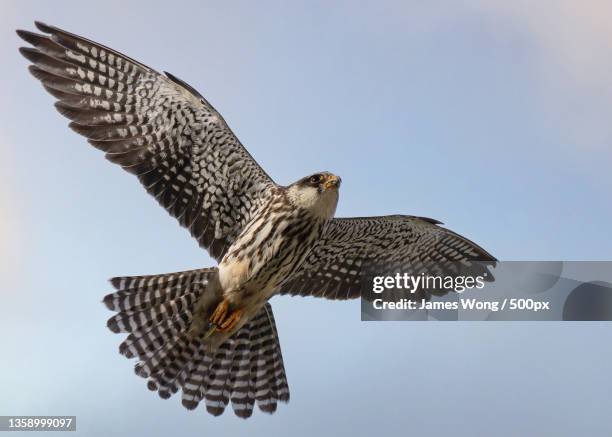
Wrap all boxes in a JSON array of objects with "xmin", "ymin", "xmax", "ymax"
[{"xmin": 287, "ymin": 171, "xmax": 341, "ymax": 220}]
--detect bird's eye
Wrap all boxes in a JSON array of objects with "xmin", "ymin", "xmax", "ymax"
[{"xmin": 310, "ymin": 174, "xmax": 321, "ymax": 184}]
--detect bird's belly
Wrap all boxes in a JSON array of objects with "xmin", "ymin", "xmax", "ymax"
[
  {"xmin": 218, "ymin": 247, "xmax": 294, "ymax": 304},
  {"xmin": 218, "ymin": 211, "xmax": 323, "ymax": 304}
]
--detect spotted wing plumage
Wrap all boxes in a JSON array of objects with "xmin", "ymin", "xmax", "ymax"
[
  {"xmin": 17, "ymin": 22, "xmax": 275, "ymax": 261},
  {"xmin": 280, "ymin": 215, "xmax": 497, "ymax": 300}
]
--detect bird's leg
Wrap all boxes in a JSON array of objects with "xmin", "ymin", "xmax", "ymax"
[{"xmin": 206, "ymin": 299, "xmax": 244, "ymax": 337}]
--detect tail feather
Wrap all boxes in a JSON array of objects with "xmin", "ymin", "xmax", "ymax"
[
  {"xmin": 230, "ymin": 336, "xmax": 255, "ymax": 416},
  {"xmin": 203, "ymin": 341, "xmax": 236, "ymax": 416},
  {"xmin": 261, "ymin": 308, "xmax": 290, "ymax": 409},
  {"xmin": 152, "ymin": 334, "xmax": 196, "ymax": 399},
  {"xmin": 251, "ymin": 309, "xmax": 281, "ymax": 414},
  {"xmin": 181, "ymin": 347, "xmax": 214, "ymax": 410},
  {"xmin": 106, "ymin": 290, "xmax": 201, "ymax": 333},
  {"xmin": 218, "ymin": 334, "xmax": 251, "ymax": 414},
  {"xmin": 134, "ymin": 333, "xmax": 180, "ymax": 378},
  {"xmin": 118, "ymin": 313, "xmax": 190, "ymax": 359},
  {"xmin": 104, "ymin": 268, "xmax": 290, "ymax": 418},
  {"xmin": 104, "ymin": 268, "xmax": 212, "ymax": 311}
]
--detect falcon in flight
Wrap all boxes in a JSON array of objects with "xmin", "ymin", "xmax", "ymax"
[{"xmin": 18, "ymin": 22, "xmax": 496, "ymax": 418}]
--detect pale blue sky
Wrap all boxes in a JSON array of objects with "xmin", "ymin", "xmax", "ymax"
[{"xmin": 2, "ymin": 1, "xmax": 612, "ymax": 436}]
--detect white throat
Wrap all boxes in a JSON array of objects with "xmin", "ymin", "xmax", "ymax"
[{"xmin": 287, "ymin": 185, "xmax": 338, "ymax": 220}]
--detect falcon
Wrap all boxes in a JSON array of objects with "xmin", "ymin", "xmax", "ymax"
[{"xmin": 18, "ymin": 22, "xmax": 496, "ymax": 418}]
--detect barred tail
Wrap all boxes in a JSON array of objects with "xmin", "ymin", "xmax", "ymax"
[{"xmin": 103, "ymin": 268, "xmax": 290, "ymax": 418}]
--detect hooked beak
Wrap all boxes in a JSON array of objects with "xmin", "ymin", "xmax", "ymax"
[{"xmin": 323, "ymin": 175, "xmax": 341, "ymax": 191}]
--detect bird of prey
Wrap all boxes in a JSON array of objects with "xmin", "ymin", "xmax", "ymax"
[{"xmin": 18, "ymin": 22, "xmax": 496, "ymax": 418}]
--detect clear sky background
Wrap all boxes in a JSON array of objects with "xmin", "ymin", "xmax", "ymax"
[{"xmin": 2, "ymin": 1, "xmax": 612, "ymax": 436}]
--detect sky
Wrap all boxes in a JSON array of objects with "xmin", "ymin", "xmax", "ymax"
[{"xmin": 2, "ymin": 1, "xmax": 612, "ymax": 436}]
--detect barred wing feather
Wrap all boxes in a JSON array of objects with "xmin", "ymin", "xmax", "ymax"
[
  {"xmin": 17, "ymin": 22, "xmax": 276, "ymax": 261},
  {"xmin": 281, "ymin": 215, "xmax": 497, "ymax": 300}
]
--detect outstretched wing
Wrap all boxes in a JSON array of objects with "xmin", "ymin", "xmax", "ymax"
[
  {"xmin": 18, "ymin": 22, "xmax": 276, "ymax": 261},
  {"xmin": 279, "ymin": 215, "xmax": 496, "ymax": 300}
]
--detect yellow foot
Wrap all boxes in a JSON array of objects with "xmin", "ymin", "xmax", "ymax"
[
  {"xmin": 207, "ymin": 300, "xmax": 243, "ymax": 334},
  {"xmin": 217, "ymin": 308, "xmax": 244, "ymax": 333},
  {"xmin": 209, "ymin": 300, "xmax": 229, "ymax": 326}
]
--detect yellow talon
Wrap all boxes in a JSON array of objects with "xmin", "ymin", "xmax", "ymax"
[
  {"xmin": 209, "ymin": 300, "xmax": 229, "ymax": 326},
  {"xmin": 206, "ymin": 300, "xmax": 243, "ymax": 336},
  {"xmin": 217, "ymin": 308, "xmax": 244, "ymax": 332}
]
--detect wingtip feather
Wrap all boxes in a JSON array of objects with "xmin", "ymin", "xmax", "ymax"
[
  {"xmin": 18, "ymin": 46, "xmax": 40, "ymax": 63},
  {"xmin": 34, "ymin": 21, "xmax": 53, "ymax": 33},
  {"xmin": 27, "ymin": 64, "xmax": 50, "ymax": 81},
  {"xmin": 16, "ymin": 29, "xmax": 32, "ymax": 42},
  {"xmin": 54, "ymin": 101, "xmax": 81, "ymax": 121}
]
